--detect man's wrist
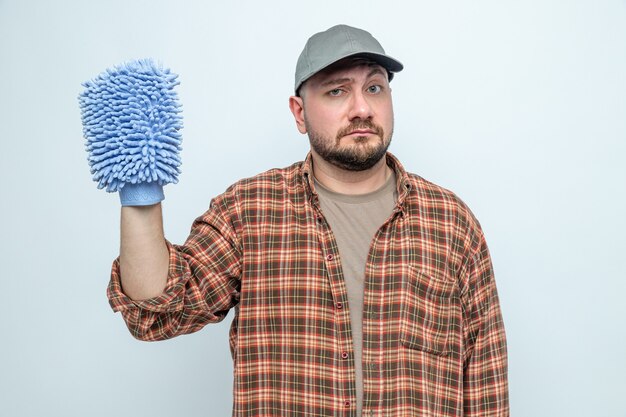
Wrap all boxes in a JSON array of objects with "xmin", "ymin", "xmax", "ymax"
[{"xmin": 119, "ymin": 182, "xmax": 165, "ymax": 206}]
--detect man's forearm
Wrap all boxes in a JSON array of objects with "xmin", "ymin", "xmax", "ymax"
[{"xmin": 119, "ymin": 204, "xmax": 169, "ymax": 300}]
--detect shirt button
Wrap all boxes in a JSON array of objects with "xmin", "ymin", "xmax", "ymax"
[
  {"xmin": 316, "ymin": 216, "xmax": 323, "ymax": 224},
  {"xmin": 341, "ymin": 351, "xmax": 349, "ymax": 359},
  {"xmin": 326, "ymin": 254, "xmax": 334, "ymax": 261},
  {"xmin": 344, "ymin": 400, "xmax": 351, "ymax": 407},
  {"xmin": 336, "ymin": 302, "xmax": 343, "ymax": 309}
]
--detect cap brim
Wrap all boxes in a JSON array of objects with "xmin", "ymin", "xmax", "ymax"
[{"xmin": 296, "ymin": 52, "xmax": 403, "ymax": 94}]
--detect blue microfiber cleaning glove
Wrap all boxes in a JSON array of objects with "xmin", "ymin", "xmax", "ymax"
[{"xmin": 78, "ymin": 59, "xmax": 183, "ymax": 206}]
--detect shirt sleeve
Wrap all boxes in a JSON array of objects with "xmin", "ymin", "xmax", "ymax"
[
  {"xmin": 460, "ymin": 228, "xmax": 509, "ymax": 416},
  {"xmin": 107, "ymin": 189, "xmax": 242, "ymax": 341}
]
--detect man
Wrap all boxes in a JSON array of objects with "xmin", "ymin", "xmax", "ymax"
[{"xmin": 108, "ymin": 24, "xmax": 509, "ymax": 416}]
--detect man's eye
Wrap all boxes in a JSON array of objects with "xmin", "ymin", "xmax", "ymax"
[
  {"xmin": 368, "ymin": 85, "xmax": 382, "ymax": 94},
  {"xmin": 328, "ymin": 88, "xmax": 343, "ymax": 96}
]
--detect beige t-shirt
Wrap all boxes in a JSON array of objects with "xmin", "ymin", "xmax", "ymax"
[{"xmin": 315, "ymin": 173, "xmax": 397, "ymax": 415}]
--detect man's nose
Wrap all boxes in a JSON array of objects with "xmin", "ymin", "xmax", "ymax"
[{"xmin": 347, "ymin": 90, "xmax": 373, "ymax": 120}]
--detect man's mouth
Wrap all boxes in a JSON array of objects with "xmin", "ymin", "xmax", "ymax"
[
  {"xmin": 348, "ymin": 129, "xmax": 375, "ymax": 135},
  {"xmin": 336, "ymin": 121, "xmax": 384, "ymax": 142}
]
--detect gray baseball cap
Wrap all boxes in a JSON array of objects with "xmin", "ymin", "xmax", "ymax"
[{"xmin": 294, "ymin": 24, "xmax": 403, "ymax": 95}]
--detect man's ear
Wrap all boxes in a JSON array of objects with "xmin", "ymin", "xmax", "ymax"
[{"xmin": 289, "ymin": 96, "xmax": 307, "ymax": 134}]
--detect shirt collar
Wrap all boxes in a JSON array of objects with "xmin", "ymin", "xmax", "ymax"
[{"xmin": 300, "ymin": 151, "xmax": 412, "ymax": 212}]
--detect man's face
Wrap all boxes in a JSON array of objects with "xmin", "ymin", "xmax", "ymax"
[{"xmin": 292, "ymin": 59, "xmax": 394, "ymax": 171}]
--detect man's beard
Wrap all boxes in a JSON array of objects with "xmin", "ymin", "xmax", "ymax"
[{"xmin": 306, "ymin": 118, "xmax": 393, "ymax": 171}]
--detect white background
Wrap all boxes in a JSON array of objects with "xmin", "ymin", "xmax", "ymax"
[{"xmin": 1, "ymin": 1, "xmax": 625, "ymax": 416}]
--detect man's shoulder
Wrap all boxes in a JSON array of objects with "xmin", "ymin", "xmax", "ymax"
[
  {"xmin": 216, "ymin": 160, "xmax": 305, "ymax": 203},
  {"xmin": 206, "ymin": 161, "xmax": 306, "ymax": 220},
  {"xmin": 404, "ymin": 172, "xmax": 480, "ymax": 228},
  {"xmin": 406, "ymin": 172, "xmax": 465, "ymax": 204},
  {"xmin": 387, "ymin": 153, "xmax": 472, "ymax": 215},
  {"xmin": 232, "ymin": 160, "xmax": 304, "ymax": 189}
]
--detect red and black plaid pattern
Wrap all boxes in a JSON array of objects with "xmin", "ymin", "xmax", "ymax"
[{"xmin": 108, "ymin": 153, "xmax": 508, "ymax": 416}]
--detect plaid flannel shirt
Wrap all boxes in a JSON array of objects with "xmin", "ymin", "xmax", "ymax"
[{"xmin": 108, "ymin": 152, "xmax": 509, "ymax": 416}]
